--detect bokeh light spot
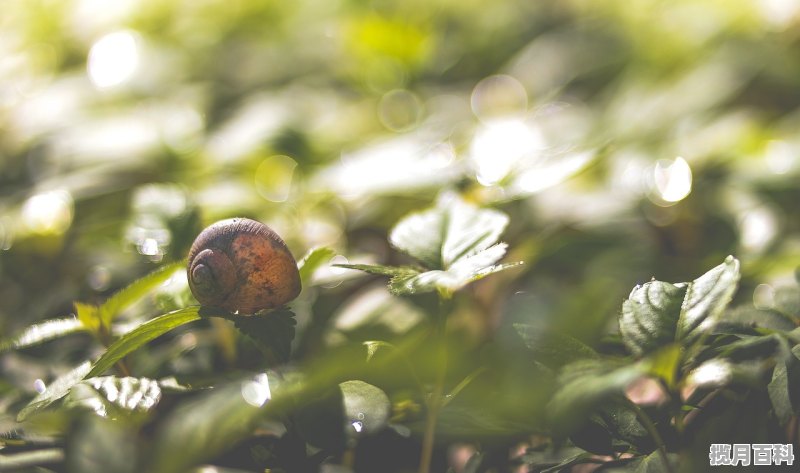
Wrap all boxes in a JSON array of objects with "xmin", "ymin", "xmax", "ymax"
[
  {"xmin": 378, "ymin": 89, "xmax": 423, "ymax": 132},
  {"xmin": 21, "ymin": 190, "xmax": 74, "ymax": 235},
  {"xmin": 471, "ymin": 75, "xmax": 528, "ymax": 122},
  {"xmin": 651, "ymin": 157, "xmax": 692, "ymax": 205},
  {"xmin": 87, "ymin": 30, "xmax": 140, "ymax": 89},
  {"xmin": 255, "ymin": 155, "xmax": 298, "ymax": 202}
]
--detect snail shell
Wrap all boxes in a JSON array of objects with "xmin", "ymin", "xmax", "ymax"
[{"xmin": 187, "ymin": 218, "xmax": 301, "ymax": 314}]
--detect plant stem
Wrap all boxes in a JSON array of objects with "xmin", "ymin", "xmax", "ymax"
[
  {"xmin": 418, "ymin": 293, "xmax": 451, "ymax": 473},
  {"xmin": 627, "ymin": 399, "xmax": 674, "ymax": 473}
]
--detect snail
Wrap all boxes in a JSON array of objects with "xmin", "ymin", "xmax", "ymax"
[{"xmin": 187, "ymin": 218, "xmax": 301, "ymax": 314}]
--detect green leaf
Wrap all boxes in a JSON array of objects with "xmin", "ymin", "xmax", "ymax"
[
  {"xmin": 340, "ymin": 380, "xmax": 391, "ymax": 437},
  {"xmin": 335, "ymin": 263, "xmax": 422, "ymax": 278},
  {"xmin": 388, "ymin": 246, "xmax": 522, "ymax": 295},
  {"xmin": 87, "ymin": 307, "xmax": 201, "ymax": 378},
  {"xmin": 0, "ymin": 449, "xmax": 64, "ymax": 471},
  {"xmin": 66, "ymin": 416, "xmax": 136, "ymax": 473},
  {"xmin": 229, "ymin": 308, "xmax": 297, "ymax": 364},
  {"xmin": 0, "ymin": 317, "xmax": 86, "ymax": 352},
  {"xmin": 676, "ymin": 256, "xmax": 740, "ymax": 343},
  {"xmin": 297, "ymin": 246, "xmax": 336, "ymax": 285},
  {"xmin": 514, "ymin": 323, "xmax": 597, "ymax": 369},
  {"xmin": 17, "ymin": 361, "xmax": 92, "ymax": 421},
  {"xmin": 149, "ymin": 372, "xmax": 292, "ymax": 473},
  {"xmin": 539, "ymin": 452, "xmax": 595, "ymax": 473},
  {"xmin": 548, "ymin": 359, "xmax": 644, "ymax": 435},
  {"xmin": 75, "ymin": 301, "xmax": 101, "ymax": 334},
  {"xmin": 389, "ymin": 194, "xmax": 509, "ymax": 270},
  {"xmin": 620, "ymin": 281, "xmax": 686, "ymax": 356},
  {"xmin": 633, "ymin": 450, "xmax": 677, "ymax": 473},
  {"xmin": 767, "ymin": 339, "xmax": 800, "ymax": 425},
  {"xmin": 65, "ymin": 376, "xmax": 163, "ymax": 416},
  {"xmin": 97, "ymin": 261, "xmax": 184, "ymax": 328}
]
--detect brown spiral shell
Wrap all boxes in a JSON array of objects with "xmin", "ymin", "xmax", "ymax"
[{"xmin": 187, "ymin": 218, "xmax": 301, "ymax": 314}]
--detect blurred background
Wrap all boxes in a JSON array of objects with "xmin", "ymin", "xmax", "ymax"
[{"xmin": 1, "ymin": 0, "xmax": 800, "ymax": 469}]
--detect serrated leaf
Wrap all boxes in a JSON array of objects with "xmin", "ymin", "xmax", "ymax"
[
  {"xmin": 17, "ymin": 361, "xmax": 92, "ymax": 421},
  {"xmin": 297, "ymin": 246, "xmax": 336, "ymax": 285},
  {"xmin": 620, "ymin": 281, "xmax": 686, "ymax": 356},
  {"xmin": 66, "ymin": 376, "xmax": 163, "ymax": 415},
  {"xmin": 87, "ymin": 307, "xmax": 201, "ymax": 378},
  {"xmin": 230, "ymin": 308, "xmax": 297, "ymax": 364},
  {"xmin": 97, "ymin": 261, "xmax": 184, "ymax": 327},
  {"xmin": 514, "ymin": 323, "xmax": 597, "ymax": 369},
  {"xmin": 388, "ymin": 247, "xmax": 521, "ymax": 295},
  {"xmin": 0, "ymin": 317, "xmax": 86, "ymax": 352},
  {"xmin": 677, "ymin": 256, "xmax": 740, "ymax": 343},
  {"xmin": 389, "ymin": 194, "xmax": 509, "ymax": 270}
]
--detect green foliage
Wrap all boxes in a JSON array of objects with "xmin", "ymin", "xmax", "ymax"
[
  {"xmin": 3, "ymin": 2, "xmax": 800, "ymax": 472},
  {"xmin": 87, "ymin": 307, "xmax": 201, "ymax": 378}
]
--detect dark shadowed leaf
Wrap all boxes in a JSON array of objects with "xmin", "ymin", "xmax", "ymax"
[
  {"xmin": 767, "ymin": 340, "xmax": 800, "ymax": 425},
  {"xmin": 230, "ymin": 308, "xmax": 297, "ymax": 364},
  {"xmin": 514, "ymin": 323, "xmax": 597, "ymax": 368},
  {"xmin": 548, "ymin": 359, "xmax": 644, "ymax": 435},
  {"xmin": 17, "ymin": 361, "xmax": 92, "ymax": 421},
  {"xmin": 149, "ymin": 372, "xmax": 291, "ymax": 473},
  {"xmin": 87, "ymin": 306, "xmax": 201, "ymax": 378},
  {"xmin": 677, "ymin": 256, "xmax": 740, "ymax": 343},
  {"xmin": 66, "ymin": 415, "xmax": 136, "ymax": 473},
  {"xmin": 619, "ymin": 281, "xmax": 686, "ymax": 356},
  {"xmin": 0, "ymin": 317, "xmax": 86, "ymax": 352},
  {"xmin": 632, "ymin": 450, "xmax": 677, "ymax": 472}
]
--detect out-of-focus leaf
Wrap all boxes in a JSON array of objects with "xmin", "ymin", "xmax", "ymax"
[
  {"xmin": 66, "ymin": 415, "xmax": 136, "ymax": 473},
  {"xmin": 87, "ymin": 307, "xmax": 201, "ymax": 378},
  {"xmin": 335, "ymin": 263, "xmax": 421, "ymax": 279},
  {"xmin": 389, "ymin": 194, "xmax": 509, "ymax": 270},
  {"xmin": 644, "ymin": 345, "xmax": 681, "ymax": 387},
  {"xmin": 619, "ymin": 281, "xmax": 686, "ymax": 356},
  {"xmin": 715, "ymin": 306, "xmax": 796, "ymax": 335},
  {"xmin": 340, "ymin": 380, "xmax": 391, "ymax": 437},
  {"xmin": 548, "ymin": 359, "xmax": 644, "ymax": 435},
  {"xmin": 65, "ymin": 376, "xmax": 163, "ymax": 416},
  {"xmin": 229, "ymin": 308, "xmax": 296, "ymax": 364},
  {"xmin": 0, "ymin": 317, "xmax": 86, "ymax": 352},
  {"xmin": 297, "ymin": 246, "xmax": 336, "ymax": 285},
  {"xmin": 774, "ymin": 285, "xmax": 800, "ymax": 321},
  {"xmin": 0, "ymin": 449, "xmax": 64, "ymax": 470},
  {"xmin": 677, "ymin": 256, "xmax": 740, "ymax": 343},
  {"xmin": 98, "ymin": 261, "xmax": 185, "ymax": 327},
  {"xmin": 17, "ymin": 361, "xmax": 92, "ymax": 422},
  {"xmin": 149, "ymin": 372, "xmax": 290, "ymax": 473},
  {"xmin": 767, "ymin": 340, "xmax": 800, "ymax": 425},
  {"xmin": 514, "ymin": 323, "xmax": 597, "ymax": 368},
  {"xmin": 685, "ymin": 358, "xmax": 763, "ymax": 389},
  {"xmin": 75, "ymin": 301, "xmax": 101, "ymax": 334}
]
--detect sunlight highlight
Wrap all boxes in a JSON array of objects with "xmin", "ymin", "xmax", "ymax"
[
  {"xmin": 652, "ymin": 157, "xmax": 692, "ymax": 204},
  {"xmin": 87, "ymin": 30, "xmax": 140, "ymax": 89},
  {"xmin": 470, "ymin": 119, "xmax": 544, "ymax": 186},
  {"xmin": 241, "ymin": 373, "xmax": 272, "ymax": 407},
  {"xmin": 21, "ymin": 190, "xmax": 74, "ymax": 235}
]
